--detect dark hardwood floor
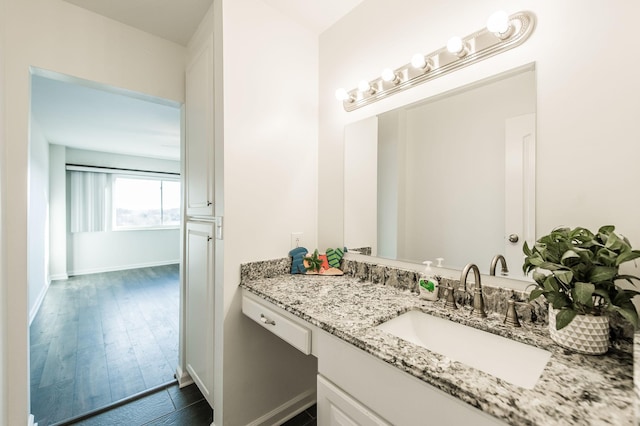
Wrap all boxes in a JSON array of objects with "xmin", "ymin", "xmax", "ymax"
[
  {"xmin": 30, "ymin": 265, "xmax": 181, "ymax": 426},
  {"xmin": 30, "ymin": 263, "xmax": 316, "ymax": 426},
  {"xmin": 71, "ymin": 383, "xmax": 212, "ymax": 426},
  {"xmin": 281, "ymin": 405, "xmax": 317, "ymax": 426}
]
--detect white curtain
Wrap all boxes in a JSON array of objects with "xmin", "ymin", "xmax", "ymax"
[{"xmin": 70, "ymin": 171, "xmax": 108, "ymax": 233}]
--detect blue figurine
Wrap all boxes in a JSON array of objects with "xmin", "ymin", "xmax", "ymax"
[{"xmin": 288, "ymin": 247, "xmax": 308, "ymax": 274}]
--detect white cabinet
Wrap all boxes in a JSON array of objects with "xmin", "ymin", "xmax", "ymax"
[
  {"xmin": 185, "ymin": 34, "xmax": 214, "ymax": 217},
  {"xmin": 317, "ymin": 375, "xmax": 390, "ymax": 426},
  {"xmin": 185, "ymin": 221, "xmax": 215, "ymax": 406},
  {"xmin": 317, "ymin": 330, "xmax": 507, "ymax": 426},
  {"xmin": 242, "ymin": 292, "xmax": 311, "ymax": 355}
]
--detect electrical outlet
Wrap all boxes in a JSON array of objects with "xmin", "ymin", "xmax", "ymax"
[{"xmin": 291, "ymin": 232, "xmax": 304, "ymax": 250}]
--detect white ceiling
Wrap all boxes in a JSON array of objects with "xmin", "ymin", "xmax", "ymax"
[
  {"xmin": 63, "ymin": 0, "xmax": 215, "ymax": 46},
  {"xmin": 43, "ymin": 0, "xmax": 363, "ymax": 161},
  {"xmin": 263, "ymin": 0, "xmax": 364, "ymax": 34},
  {"xmin": 31, "ymin": 75, "xmax": 182, "ymax": 161},
  {"xmin": 64, "ymin": 0, "xmax": 364, "ymax": 45}
]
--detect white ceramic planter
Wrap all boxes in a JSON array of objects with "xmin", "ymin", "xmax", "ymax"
[{"xmin": 548, "ymin": 307, "xmax": 609, "ymax": 355}]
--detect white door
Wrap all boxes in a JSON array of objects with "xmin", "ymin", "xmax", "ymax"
[
  {"xmin": 504, "ymin": 113, "xmax": 536, "ymax": 277},
  {"xmin": 185, "ymin": 220, "xmax": 215, "ymax": 406},
  {"xmin": 185, "ymin": 35, "xmax": 214, "ymax": 217}
]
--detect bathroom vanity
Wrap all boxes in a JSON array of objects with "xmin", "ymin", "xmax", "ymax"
[{"xmin": 240, "ymin": 257, "xmax": 635, "ymax": 426}]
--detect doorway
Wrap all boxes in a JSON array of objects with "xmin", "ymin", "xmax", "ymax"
[{"xmin": 28, "ymin": 70, "xmax": 183, "ymax": 425}]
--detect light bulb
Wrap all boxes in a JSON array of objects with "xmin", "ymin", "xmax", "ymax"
[
  {"xmin": 335, "ymin": 88, "xmax": 349, "ymax": 101},
  {"xmin": 447, "ymin": 36, "xmax": 464, "ymax": 54},
  {"xmin": 411, "ymin": 53, "xmax": 426, "ymax": 69},
  {"xmin": 381, "ymin": 68, "xmax": 396, "ymax": 82},
  {"xmin": 487, "ymin": 10, "xmax": 510, "ymax": 34},
  {"xmin": 358, "ymin": 80, "xmax": 371, "ymax": 93}
]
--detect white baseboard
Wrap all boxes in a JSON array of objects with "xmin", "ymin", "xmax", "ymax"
[
  {"xmin": 68, "ymin": 259, "xmax": 179, "ymax": 277},
  {"xmin": 29, "ymin": 278, "xmax": 51, "ymax": 325},
  {"xmin": 49, "ymin": 273, "xmax": 69, "ymax": 281},
  {"xmin": 246, "ymin": 388, "xmax": 316, "ymax": 426},
  {"xmin": 175, "ymin": 365, "xmax": 194, "ymax": 388},
  {"xmin": 28, "ymin": 413, "xmax": 37, "ymax": 426}
]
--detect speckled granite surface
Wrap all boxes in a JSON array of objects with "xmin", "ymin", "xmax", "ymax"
[
  {"xmin": 240, "ymin": 260, "xmax": 634, "ymax": 426},
  {"xmin": 635, "ymin": 331, "xmax": 640, "ymax": 424}
]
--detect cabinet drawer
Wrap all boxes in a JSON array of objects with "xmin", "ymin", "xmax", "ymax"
[{"xmin": 242, "ymin": 295, "xmax": 311, "ymax": 355}]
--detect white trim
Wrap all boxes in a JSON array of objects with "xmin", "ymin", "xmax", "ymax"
[
  {"xmin": 49, "ymin": 273, "xmax": 69, "ymax": 281},
  {"xmin": 28, "ymin": 414, "xmax": 37, "ymax": 426},
  {"xmin": 245, "ymin": 388, "xmax": 316, "ymax": 426},
  {"xmin": 175, "ymin": 365, "xmax": 194, "ymax": 388},
  {"xmin": 68, "ymin": 259, "xmax": 179, "ymax": 277},
  {"xmin": 28, "ymin": 278, "xmax": 51, "ymax": 325}
]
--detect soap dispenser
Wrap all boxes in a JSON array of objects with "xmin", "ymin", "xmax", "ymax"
[{"xmin": 418, "ymin": 261, "xmax": 439, "ymax": 301}]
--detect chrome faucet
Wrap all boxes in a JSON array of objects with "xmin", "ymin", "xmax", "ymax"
[
  {"xmin": 489, "ymin": 254, "xmax": 509, "ymax": 276},
  {"xmin": 460, "ymin": 263, "xmax": 487, "ymax": 318}
]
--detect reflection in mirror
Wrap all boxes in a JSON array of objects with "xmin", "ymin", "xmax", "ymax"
[{"xmin": 344, "ymin": 65, "xmax": 536, "ymax": 278}]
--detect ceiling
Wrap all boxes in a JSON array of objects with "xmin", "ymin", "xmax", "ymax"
[
  {"xmin": 41, "ymin": 0, "xmax": 363, "ymax": 162},
  {"xmin": 63, "ymin": 0, "xmax": 215, "ymax": 46},
  {"xmin": 31, "ymin": 75, "xmax": 182, "ymax": 161},
  {"xmin": 64, "ymin": 0, "xmax": 364, "ymax": 45}
]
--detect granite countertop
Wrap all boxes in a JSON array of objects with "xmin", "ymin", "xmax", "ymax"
[{"xmin": 241, "ymin": 273, "xmax": 634, "ymax": 426}]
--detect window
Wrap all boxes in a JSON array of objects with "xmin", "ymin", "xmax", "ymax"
[{"xmin": 113, "ymin": 176, "xmax": 180, "ymax": 229}]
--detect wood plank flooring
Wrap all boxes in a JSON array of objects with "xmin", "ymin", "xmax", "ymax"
[
  {"xmin": 30, "ymin": 265, "xmax": 180, "ymax": 426},
  {"xmin": 72, "ymin": 383, "xmax": 212, "ymax": 426}
]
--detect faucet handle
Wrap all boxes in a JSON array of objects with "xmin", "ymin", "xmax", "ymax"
[
  {"xmin": 504, "ymin": 298, "xmax": 521, "ymax": 327},
  {"xmin": 444, "ymin": 285, "xmax": 457, "ymax": 310},
  {"xmin": 471, "ymin": 288, "xmax": 487, "ymax": 318}
]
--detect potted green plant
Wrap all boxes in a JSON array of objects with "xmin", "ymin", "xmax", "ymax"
[{"xmin": 523, "ymin": 225, "xmax": 640, "ymax": 354}]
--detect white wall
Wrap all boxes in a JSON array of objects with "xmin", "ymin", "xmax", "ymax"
[
  {"xmin": 68, "ymin": 230, "xmax": 179, "ymax": 275},
  {"xmin": 220, "ymin": 0, "xmax": 319, "ymax": 424},
  {"xmin": 1, "ymin": 0, "xmax": 186, "ymax": 423},
  {"xmin": 377, "ymin": 109, "xmax": 405, "ymax": 259},
  {"xmin": 27, "ymin": 119, "xmax": 50, "ymax": 323},
  {"xmin": 48, "ymin": 144, "xmax": 67, "ymax": 280},
  {"xmin": 0, "ymin": 0, "xmax": 7, "ymax": 420},
  {"xmin": 64, "ymin": 148, "xmax": 181, "ymax": 275},
  {"xmin": 319, "ymin": 0, "xmax": 640, "ymax": 285},
  {"xmin": 344, "ymin": 116, "xmax": 378, "ymax": 253}
]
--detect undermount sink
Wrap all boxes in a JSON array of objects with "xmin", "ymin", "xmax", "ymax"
[{"xmin": 376, "ymin": 310, "xmax": 551, "ymax": 389}]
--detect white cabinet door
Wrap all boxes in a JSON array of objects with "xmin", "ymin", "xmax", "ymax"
[
  {"xmin": 185, "ymin": 221, "xmax": 214, "ymax": 406},
  {"xmin": 317, "ymin": 375, "xmax": 390, "ymax": 426},
  {"xmin": 185, "ymin": 35, "xmax": 214, "ymax": 217}
]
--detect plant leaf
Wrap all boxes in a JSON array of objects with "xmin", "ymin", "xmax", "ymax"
[
  {"xmin": 554, "ymin": 270, "xmax": 574, "ymax": 286},
  {"xmin": 615, "ymin": 250, "xmax": 640, "ymax": 266},
  {"xmin": 611, "ymin": 304, "xmax": 639, "ymax": 329},
  {"xmin": 532, "ymin": 271, "xmax": 548, "ymax": 285},
  {"xmin": 560, "ymin": 250, "xmax": 580, "ymax": 264},
  {"xmin": 543, "ymin": 275, "xmax": 560, "ymax": 292},
  {"xmin": 529, "ymin": 288, "xmax": 544, "ymax": 301},
  {"xmin": 572, "ymin": 282, "xmax": 595, "ymax": 306},
  {"xmin": 555, "ymin": 309, "xmax": 577, "ymax": 330},
  {"xmin": 588, "ymin": 266, "xmax": 617, "ymax": 283}
]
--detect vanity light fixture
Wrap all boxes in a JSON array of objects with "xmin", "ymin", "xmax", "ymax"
[
  {"xmin": 335, "ymin": 88, "xmax": 353, "ymax": 103},
  {"xmin": 358, "ymin": 79, "xmax": 376, "ymax": 95},
  {"xmin": 410, "ymin": 53, "xmax": 431, "ymax": 72},
  {"xmin": 486, "ymin": 10, "xmax": 513, "ymax": 39},
  {"xmin": 446, "ymin": 36, "xmax": 468, "ymax": 57},
  {"xmin": 336, "ymin": 10, "xmax": 535, "ymax": 112},
  {"xmin": 410, "ymin": 54, "xmax": 426, "ymax": 68},
  {"xmin": 381, "ymin": 68, "xmax": 401, "ymax": 84}
]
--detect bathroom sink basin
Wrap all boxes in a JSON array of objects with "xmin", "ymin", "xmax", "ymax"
[{"xmin": 376, "ymin": 310, "xmax": 551, "ymax": 389}]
